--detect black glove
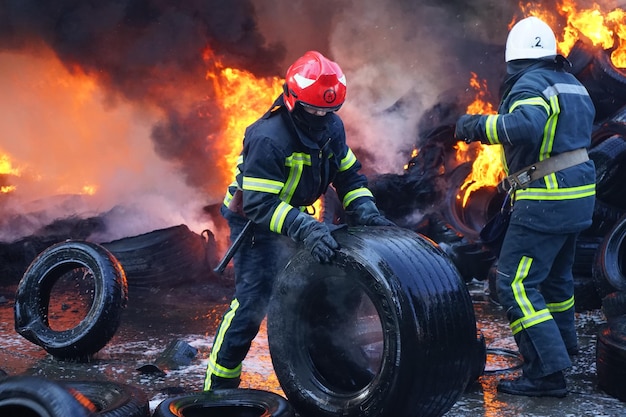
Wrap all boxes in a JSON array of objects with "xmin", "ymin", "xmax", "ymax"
[
  {"xmin": 287, "ymin": 212, "xmax": 339, "ymax": 263},
  {"xmin": 455, "ymin": 114, "xmax": 482, "ymax": 144},
  {"xmin": 346, "ymin": 200, "xmax": 396, "ymax": 227}
]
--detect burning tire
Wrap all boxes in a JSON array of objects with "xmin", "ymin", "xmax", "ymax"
[
  {"xmin": 268, "ymin": 227, "xmax": 477, "ymax": 417},
  {"xmin": 593, "ymin": 214, "xmax": 626, "ymax": 298},
  {"xmin": 0, "ymin": 375, "xmax": 95, "ymax": 417},
  {"xmin": 441, "ymin": 163, "xmax": 506, "ymax": 241},
  {"xmin": 570, "ymin": 40, "xmax": 626, "ymax": 122},
  {"xmin": 14, "ymin": 240, "xmax": 128, "ymax": 359},
  {"xmin": 596, "ymin": 319, "xmax": 626, "ymax": 402},
  {"xmin": 63, "ymin": 380, "xmax": 150, "ymax": 417},
  {"xmin": 102, "ymin": 225, "xmax": 213, "ymax": 291},
  {"xmin": 151, "ymin": 389, "xmax": 294, "ymax": 417}
]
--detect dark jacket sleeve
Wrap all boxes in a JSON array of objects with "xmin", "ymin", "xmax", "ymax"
[
  {"xmin": 332, "ymin": 144, "xmax": 374, "ymax": 210},
  {"xmin": 239, "ymin": 128, "xmax": 301, "ymax": 234}
]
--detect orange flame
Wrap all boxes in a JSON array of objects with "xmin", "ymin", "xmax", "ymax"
[
  {"xmin": 519, "ymin": 0, "xmax": 626, "ymax": 67},
  {"xmin": 458, "ymin": 74, "xmax": 504, "ymax": 207},
  {"xmin": 202, "ymin": 49, "xmax": 324, "ymax": 218},
  {"xmin": 203, "ymin": 48, "xmax": 283, "ymax": 184},
  {"xmin": 0, "ymin": 153, "xmax": 19, "ymax": 193},
  {"xmin": 403, "ymin": 148, "xmax": 419, "ymax": 170}
]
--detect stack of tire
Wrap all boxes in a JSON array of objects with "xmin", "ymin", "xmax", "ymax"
[
  {"xmin": 13, "ymin": 224, "xmax": 220, "ymax": 361},
  {"xmin": 101, "ymin": 224, "xmax": 219, "ymax": 292},
  {"xmin": 568, "ymin": 42, "xmax": 626, "ymax": 402},
  {"xmin": 594, "ymin": 208, "xmax": 626, "ymax": 403}
]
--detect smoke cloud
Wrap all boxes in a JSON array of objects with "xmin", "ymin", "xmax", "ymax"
[{"xmin": 0, "ymin": 0, "xmax": 531, "ymax": 241}]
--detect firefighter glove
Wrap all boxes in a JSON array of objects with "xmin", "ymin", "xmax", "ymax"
[
  {"xmin": 455, "ymin": 114, "xmax": 482, "ymax": 143},
  {"xmin": 287, "ymin": 212, "xmax": 339, "ymax": 263},
  {"xmin": 346, "ymin": 200, "xmax": 396, "ymax": 227}
]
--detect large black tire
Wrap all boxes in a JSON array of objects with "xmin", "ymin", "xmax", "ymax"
[
  {"xmin": 151, "ymin": 389, "xmax": 294, "ymax": 417},
  {"xmin": 268, "ymin": 227, "xmax": 477, "ymax": 417},
  {"xmin": 0, "ymin": 375, "xmax": 95, "ymax": 416},
  {"xmin": 63, "ymin": 381, "xmax": 150, "ymax": 417},
  {"xmin": 596, "ymin": 319, "xmax": 626, "ymax": 402},
  {"xmin": 101, "ymin": 225, "xmax": 212, "ymax": 290},
  {"xmin": 593, "ymin": 214, "xmax": 626, "ymax": 298},
  {"xmin": 14, "ymin": 240, "xmax": 128, "ymax": 359}
]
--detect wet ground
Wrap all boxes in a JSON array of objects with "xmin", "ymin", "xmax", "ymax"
[{"xmin": 0, "ymin": 276, "xmax": 624, "ymax": 416}]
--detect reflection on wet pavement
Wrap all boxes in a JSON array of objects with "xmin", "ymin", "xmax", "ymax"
[{"xmin": 0, "ymin": 279, "xmax": 624, "ymax": 416}]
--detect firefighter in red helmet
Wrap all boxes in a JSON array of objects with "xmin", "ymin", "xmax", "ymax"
[{"xmin": 204, "ymin": 50, "xmax": 394, "ymax": 390}]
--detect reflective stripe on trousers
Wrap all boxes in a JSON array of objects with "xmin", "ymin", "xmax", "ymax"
[
  {"xmin": 204, "ymin": 205, "xmax": 295, "ymax": 390},
  {"xmin": 496, "ymin": 222, "xmax": 577, "ymax": 378}
]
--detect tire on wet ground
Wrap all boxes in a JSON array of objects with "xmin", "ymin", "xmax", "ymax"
[
  {"xmin": 596, "ymin": 318, "xmax": 626, "ymax": 402},
  {"xmin": 593, "ymin": 214, "xmax": 626, "ymax": 298},
  {"xmin": 101, "ymin": 225, "xmax": 213, "ymax": 291},
  {"xmin": 63, "ymin": 380, "xmax": 150, "ymax": 417},
  {"xmin": 268, "ymin": 226, "xmax": 477, "ymax": 417},
  {"xmin": 0, "ymin": 375, "xmax": 95, "ymax": 417},
  {"xmin": 14, "ymin": 240, "xmax": 128, "ymax": 359},
  {"xmin": 151, "ymin": 389, "xmax": 295, "ymax": 417}
]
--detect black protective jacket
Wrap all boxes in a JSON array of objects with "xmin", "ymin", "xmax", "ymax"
[
  {"xmin": 223, "ymin": 95, "xmax": 374, "ymax": 234},
  {"xmin": 467, "ymin": 59, "xmax": 596, "ymax": 233}
]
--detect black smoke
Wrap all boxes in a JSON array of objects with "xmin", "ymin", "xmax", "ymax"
[
  {"xmin": 0, "ymin": 0, "xmax": 562, "ymax": 242},
  {"xmin": 0, "ymin": 0, "xmax": 287, "ymax": 195}
]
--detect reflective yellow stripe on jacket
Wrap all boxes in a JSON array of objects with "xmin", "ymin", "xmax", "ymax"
[{"xmin": 509, "ymin": 91, "xmax": 593, "ymax": 202}]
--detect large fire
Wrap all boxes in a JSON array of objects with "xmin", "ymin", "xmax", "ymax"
[
  {"xmin": 203, "ymin": 48, "xmax": 283, "ymax": 179},
  {"xmin": 459, "ymin": 0, "xmax": 626, "ymax": 208},
  {"xmin": 0, "ymin": 153, "xmax": 19, "ymax": 194},
  {"xmin": 519, "ymin": 0, "xmax": 626, "ymax": 67},
  {"xmin": 202, "ymin": 49, "xmax": 324, "ymax": 218},
  {"xmin": 457, "ymin": 73, "xmax": 504, "ymax": 207},
  {"xmin": 2, "ymin": 1, "xmax": 625, "ymax": 240}
]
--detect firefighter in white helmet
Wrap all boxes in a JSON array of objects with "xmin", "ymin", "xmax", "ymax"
[
  {"xmin": 203, "ymin": 51, "xmax": 394, "ymax": 391},
  {"xmin": 455, "ymin": 16, "xmax": 596, "ymax": 397}
]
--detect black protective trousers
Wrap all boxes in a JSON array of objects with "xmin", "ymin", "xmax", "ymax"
[
  {"xmin": 496, "ymin": 222, "xmax": 578, "ymax": 379},
  {"xmin": 203, "ymin": 205, "xmax": 295, "ymax": 390}
]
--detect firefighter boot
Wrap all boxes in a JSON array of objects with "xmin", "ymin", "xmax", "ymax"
[{"xmin": 497, "ymin": 371, "xmax": 567, "ymax": 398}]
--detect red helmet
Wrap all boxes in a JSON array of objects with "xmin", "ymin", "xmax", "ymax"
[{"xmin": 283, "ymin": 51, "xmax": 347, "ymax": 112}]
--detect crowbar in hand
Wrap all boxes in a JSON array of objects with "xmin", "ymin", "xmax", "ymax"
[{"xmin": 213, "ymin": 219, "xmax": 254, "ymax": 274}]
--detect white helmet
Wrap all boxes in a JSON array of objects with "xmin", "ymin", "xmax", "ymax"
[{"xmin": 505, "ymin": 16, "xmax": 557, "ymax": 62}]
